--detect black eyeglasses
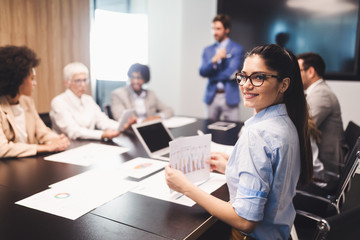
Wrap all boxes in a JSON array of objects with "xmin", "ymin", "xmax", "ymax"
[{"xmin": 235, "ymin": 72, "xmax": 279, "ymax": 87}]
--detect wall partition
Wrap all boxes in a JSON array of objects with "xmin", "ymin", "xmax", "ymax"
[{"xmin": 0, "ymin": 0, "xmax": 91, "ymax": 113}]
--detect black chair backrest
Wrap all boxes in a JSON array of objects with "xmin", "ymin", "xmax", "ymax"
[
  {"xmin": 315, "ymin": 205, "xmax": 360, "ymax": 240},
  {"xmin": 104, "ymin": 105, "xmax": 114, "ymax": 119},
  {"xmin": 344, "ymin": 121, "xmax": 360, "ymax": 152},
  {"xmin": 39, "ymin": 112, "xmax": 52, "ymax": 129},
  {"xmin": 334, "ymin": 137, "xmax": 360, "ymax": 198}
]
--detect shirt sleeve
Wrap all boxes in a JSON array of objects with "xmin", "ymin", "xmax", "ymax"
[
  {"xmin": 50, "ymin": 97, "xmax": 104, "ymax": 140},
  {"xmin": 232, "ymin": 129, "xmax": 274, "ymax": 221},
  {"xmin": 92, "ymin": 100, "xmax": 119, "ymax": 130}
]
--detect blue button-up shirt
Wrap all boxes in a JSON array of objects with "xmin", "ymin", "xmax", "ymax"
[{"xmin": 226, "ymin": 104, "xmax": 300, "ymax": 239}]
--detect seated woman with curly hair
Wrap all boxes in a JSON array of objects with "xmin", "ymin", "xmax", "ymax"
[{"xmin": 0, "ymin": 45, "xmax": 70, "ymax": 158}]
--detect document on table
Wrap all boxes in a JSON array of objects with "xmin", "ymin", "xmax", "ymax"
[
  {"xmin": 17, "ymin": 156, "xmax": 169, "ymax": 220},
  {"xmin": 131, "ymin": 170, "xmax": 226, "ymax": 207},
  {"xmin": 49, "ymin": 168, "xmax": 128, "ymax": 189},
  {"xmin": 211, "ymin": 141, "xmax": 234, "ymax": 156},
  {"xmin": 16, "ymin": 179, "xmax": 137, "ymax": 220},
  {"xmin": 49, "ymin": 158, "xmax": 167, "ymax": 189},
  {"xmin": 163, "ymin": 116, "xmax": 197, "ymax": 128},
  {"xmin": 44, "ymin": 143, "xmax": 130, "ymax": 166},
  {"xmin": 117, "ymin": 157, "xmax": 168, "ymax": 179},
  {"xmin": 169, "ymin": 134, "xmax": 211, "ymax": 183}
]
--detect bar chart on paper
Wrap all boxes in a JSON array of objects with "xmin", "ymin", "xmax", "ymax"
[{"xmin": 169, "ymin": 134, "xmax": 211, "ymax": 183}]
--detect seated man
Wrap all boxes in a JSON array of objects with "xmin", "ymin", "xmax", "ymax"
[
  {"xmin": 297, "ymin": 52, "xmax": 346, "ymax": 175},
  {"xmin": 50, "ymin": 62, "xmax": 121, "ymax": 140},
  {"xmin": 110, "ymin": 63, "xmax": 174, "ymax": 122}
]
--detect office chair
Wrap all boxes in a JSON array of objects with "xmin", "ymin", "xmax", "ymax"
[
  {"xmin": 344, "ymin": 121, "xmax": 360, "ymax": 154},
  {"xmin": 295, "ymin": 205, "xmax": 360, "ymax": 240},
  {"xmin": 320, "ymin": 121, "xmax": 360, "ymax": 178},
  {"xmin": 294, "ymin": 142, "xmax": 360, "ymax": 218},
  {"xmin": 103, "ymin": 105, "xmax": 114, "ymax": 119},
  {"xmin": 39, "ymin": 112, "xmax": 52, "ymax": 128}
]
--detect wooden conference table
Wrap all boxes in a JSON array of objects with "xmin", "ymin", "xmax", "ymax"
[{"xmin": 0, "ymin": 118, "xmax": 242, "ymax": 240}]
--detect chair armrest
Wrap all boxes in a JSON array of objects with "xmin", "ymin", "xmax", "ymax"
[
  {"xmin": 296, "ymin": 190, "xmax": 333, "ymax": 204},
  {"xmin": 296, "ymin": 210, "xmax": 331, "ymax": 239},
  {"xmin": 323, "ymin": 170, "xmax": 340, "ymax": 179}
]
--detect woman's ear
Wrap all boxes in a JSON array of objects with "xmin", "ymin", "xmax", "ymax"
[{"xmin": 280, "ymin": 77, "xmax": 290, "ymax": 93}]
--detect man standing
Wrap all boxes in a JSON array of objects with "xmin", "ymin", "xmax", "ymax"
[
  {"xmin": 199, "ymin": 14, "xmax": 243, "ymax": 121},
  {"xmin": 297, "ymin": 52, "xmax": 346, "ymax": 174}
]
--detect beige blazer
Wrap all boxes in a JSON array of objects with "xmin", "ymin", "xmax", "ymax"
[
  {"xmin": 0, "ymin": 95, "xmax": 58, "ymax": 158},
  {"xmin": 110, "ymin": 86, "xmax": 174, "ymax": 121}
]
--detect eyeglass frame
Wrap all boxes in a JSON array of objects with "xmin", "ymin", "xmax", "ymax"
[
  {"xmin": 235, "ymin": 72, "xmax": 279, "ymax": 87},
  {"xmin": 71, "ymin": 78, "xmax": 89, "ymax": 85}
]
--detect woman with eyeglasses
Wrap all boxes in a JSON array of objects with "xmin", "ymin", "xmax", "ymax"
[
  {"xmin": 50, "ymin": 62, "xmax": 122, "ymax": 140},
  {"xmin": 0, "ymin": 45, "xmax": 70, "ymax": 158},
  {"xmin": 110, "ymin": 63, "xmax": 174, "ymax": 123},
  {"xmin": 165, "ymin": 44, "xmax": 313, "ymax": 240}
]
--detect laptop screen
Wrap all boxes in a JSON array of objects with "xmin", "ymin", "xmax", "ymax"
[{"xmin": 136, "ymin": 122, "xmax": 173, "ymax": 153}]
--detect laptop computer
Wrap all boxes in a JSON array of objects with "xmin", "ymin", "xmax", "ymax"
[{"xmin": 132, "ymin": 119, "xmax": 174, "ymax": 161}]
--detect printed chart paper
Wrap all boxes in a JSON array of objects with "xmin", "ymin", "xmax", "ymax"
[
  {"xmin": 16, "ymin": 179, "xmax": 137, "ymax": 220},
  {"xmin": 118, "ymin": 157, "xmax": 167, "ymax": 179},
  {"xmin": 131, "ymin": 170, "xmax": 226, "ymax": 207},
  {"xmin": 169, "ymin": 134, "xmax": 211, "ymax": 183},
  {"xmin": 49, "ymin": 168, "xmax": 128, "ymax": 189},
  {"xmin": 211, "ymin": 141, "xmax": 234, "ymax": 156},
  {"xmin": 44, "ymin": 143, "xmax": 129, "ymax": 166}
]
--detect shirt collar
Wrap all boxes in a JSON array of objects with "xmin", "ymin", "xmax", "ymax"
[
  {"xmin": 129, "ymin": 86, "xmax": 146, "ymax": 99},
  {"xmin": 245, "ymin": 104, "xmax": 287, "ymax": 127},
  {"xmin": 305, "ymin": 78, "xmax": 324, "ymax": 96},
  {"xmin": 65, "ymin": 89, "xmax": 84, "ymax": 106},
  {"xmin": 216, "ymin": 38, "xmax": 230, "ymax": 49}
]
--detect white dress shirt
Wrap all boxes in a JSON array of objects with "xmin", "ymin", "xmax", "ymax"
[
  {"xmin": 131, "ymin": 88, "xmax": 147, "ymax": 122},
  {"xmin": 50, "ymin": 89, "xmax": 119, "ymax": 140},
  {"xmin": 11, "ymin": 104, "xmax": 28, "ymax": 143}
]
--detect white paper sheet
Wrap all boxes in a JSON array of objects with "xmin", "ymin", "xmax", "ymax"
[
  {"xmin": 117, "ymin": 157, "xmax": 168, "ymax": 179},
  {"xmin": 16, "ymin": 179, "xmax": 137, "ymax": 220},
  {"xmin": 131, "ymin": 170, "xmax": 226, "ymax": 207},
  {"xmin": 44, "ymin": 143, "xmax": 130, "ymax": 166},
  {"xmin": 163, "ymin": 116, "xmax": 197, "ymax": 128},
  {"xmin": 49, "ymin": 168, "xmax": 128, "ymax": 189},
  {"xmin": 169, "ymin": 134, "xmax": 211, "ymax": 183},
  {"xmin": 211, "ymin": 141, "xmax": 234, "ymax": 156}
]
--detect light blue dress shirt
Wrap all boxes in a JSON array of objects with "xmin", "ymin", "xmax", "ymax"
[{"xmin": 226, "ymin": 104, "xmax": 300, "ymax": 240}]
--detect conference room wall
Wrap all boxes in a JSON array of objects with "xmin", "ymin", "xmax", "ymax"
[
  {"xmin": 0, "ymin": 0, "xmax": 90, "ymax": 113},
  {"xmin": 147, "ymin": 0, "xmax": 360, "ymax": 126},
  {"xmin": 147, "ymin": 0, "xmax": 221, "ymax": 120}
]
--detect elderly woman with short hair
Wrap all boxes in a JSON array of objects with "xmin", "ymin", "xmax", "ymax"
[{"xmin": 50, "ymin": 62, "xmax": 121, "ymax": 140}]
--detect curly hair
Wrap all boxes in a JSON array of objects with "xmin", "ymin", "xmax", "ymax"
[{"xmin": 0, "ymin": 45, "xmax": 40, "ymax": 98}]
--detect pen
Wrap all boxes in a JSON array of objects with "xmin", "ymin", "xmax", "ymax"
[{"xmin": 175, "ymin": 176, "xmax": 213, "ymax": 200}]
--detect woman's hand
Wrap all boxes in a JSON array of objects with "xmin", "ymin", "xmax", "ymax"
[
  {"xmin": 207, "ymin": 152, "xmax": 229, "ymax": 174},
  {"xmin": 144, "ymin": 116, "xmax": 161, "ymax": 122},
  {"xmin": 101, "ymin": 129, "xmax": 121, "ymax": 140},
  {"xmin": 165, "ymin": 165, "xmax": 195, "ymax": 194},
  {"xmin": 121, "ymin": 115, "xmax": 137, "ymax": 131},
  {"xmin": 37, "ymin": 134, "xmax": 70, "ymax": 153}
]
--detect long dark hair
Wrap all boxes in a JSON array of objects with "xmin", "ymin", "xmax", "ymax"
[{"xmin": 247, "ymin": 44, "xmax": 313, "ymax": 186}]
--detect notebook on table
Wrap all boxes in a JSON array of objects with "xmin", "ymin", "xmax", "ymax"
[{"xmin": 132, "ymin": 119, "xmax": 174, "ymax": 161}]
